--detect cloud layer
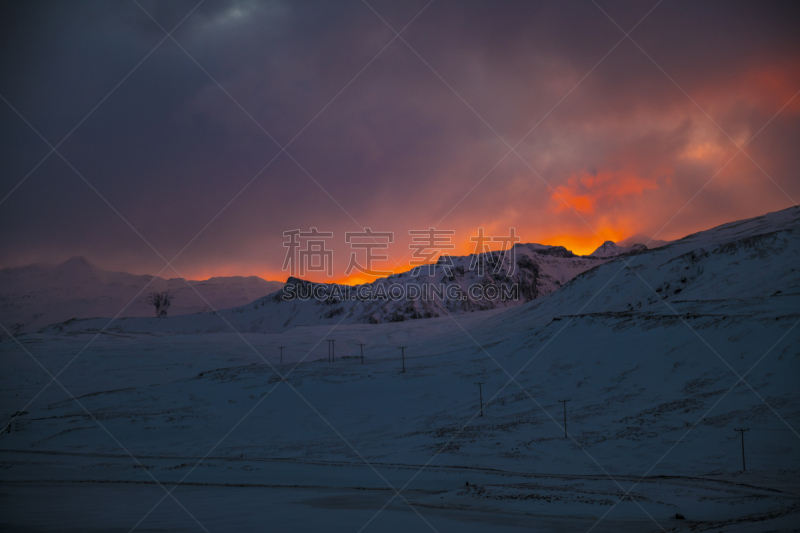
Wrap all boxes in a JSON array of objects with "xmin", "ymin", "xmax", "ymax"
[{"xmin": 1, "ymin": 0, "xmax": 798, "ymax": 282}]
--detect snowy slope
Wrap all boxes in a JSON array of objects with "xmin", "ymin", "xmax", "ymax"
[
  {"xmin": 494, "ymin": 204, "xmax": 800, "ymax": 330},
  {"xmin": 0, "ymin": 256, "xmax": 283, "ymax": 333}
]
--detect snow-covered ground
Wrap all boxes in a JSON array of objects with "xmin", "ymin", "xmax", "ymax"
[{"xmin": 1, "ymin": 207, "xmax": 798, "ymax": 532}]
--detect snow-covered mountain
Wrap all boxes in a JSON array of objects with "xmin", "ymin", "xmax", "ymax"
[
  {"xmin": 39, "ymin": 207, "xmax": 799, "ymax": 341},
  {"xmin": 0, "ymin": 256, "xmax": 283, "ymax": 333},
  {"xmin": 589, "ymin": 240, "xmax": 647, "ymax": 258},
  {"xmin": 40, "ymin": 243, "xmax": 618, "ymax": 334},
  {"xmin": 617, "ymin": 233, "xmax": 671, "ymax": 249},
  {"xmin": 3, "ymin": 239, "xmax": 649, "ymax": 337},
  {"xmin": 267, "ymin": 243, "xmax": 617, "ymax": 326}
]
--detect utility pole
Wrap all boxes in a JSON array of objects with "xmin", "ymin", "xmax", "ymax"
[
  {"xmin": 278, "ymin": 346, "xmax": 286, "ymax": 364},
  {"xmin": 398, "ymin": 346, "xmax": 407, "ymax": 373},
  {"xmin": 734, "ymin": 428, "xmax": 749, "ymax": 471},
  {"xmin": 357, "ymin": 343, "xmax": 366, "ymax": 364},
  {"xmin": 558, "ymin": 399, "xmax": 571, "ymax": 438},
  {"xmin": 475, "ymin": 382, "xmax": 485, "ymax": 417},
  {"xmin": 327, "ymin": 339, "xmax": 336, "ymax": 362}
]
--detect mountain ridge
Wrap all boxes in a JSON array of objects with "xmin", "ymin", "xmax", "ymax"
[{"xmin": 37, "ymin": 206, "xmax": 800, "ymax": 336}]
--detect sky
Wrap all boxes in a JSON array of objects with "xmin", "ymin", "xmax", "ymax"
[{"xmin": 1, "ymin": 0, "xmax": 798, "ymax": 284}]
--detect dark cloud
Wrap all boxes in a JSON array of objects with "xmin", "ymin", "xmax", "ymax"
[{"xmin": 1, "ymin": 0, "xmax": 798, "ymax": 280}]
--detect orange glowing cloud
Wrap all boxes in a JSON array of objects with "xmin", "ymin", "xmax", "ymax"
[
  {"xmin": 737, "ymin": 64, "xmax": 800, "ymax": 113},
  {"xmin": 694, "ymin": 59, "xmax": 800, "ymax": 116},
  {"xmin": 550, "ymin": 169, "xmax": 665, "ymax": 214}
]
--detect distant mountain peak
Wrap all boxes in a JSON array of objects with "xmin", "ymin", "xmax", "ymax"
[
  {"xmin": 63, "ymin": 255, "xmax": 93, "ymax": 266},
  {"xmin": 617, "ymin": 234, "xmax": 671, "ymax": 249},
  {"xmin": 50, "ymin": 255, "xmax": 102, "ymax": 280},
  {"xmin": 589, "ymin": 241, "xmax": 622, "ymax": 257},
  {"xmin": 589, "ymin": 241, "xmax": 646, "ymax": 258}
]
